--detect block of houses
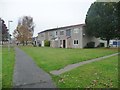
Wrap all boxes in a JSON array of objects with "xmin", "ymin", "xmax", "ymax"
[{"xmin": 37, "ymin": 24, "xmax": 100, "ymax": 48}]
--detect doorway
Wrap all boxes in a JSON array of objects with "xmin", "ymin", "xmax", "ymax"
[{"xmin": 63, "ymin": 40, "xmax": 66, "ymax": 48}]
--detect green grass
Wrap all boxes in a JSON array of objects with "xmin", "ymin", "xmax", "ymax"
[
  {"xmin": 2, "ymin": 46, "xmax": 15, "ymax": 88},
  {"xmin": 21, "ymin": 46, "xmax": 118, "ymax": 72},
  {"xmin": 21, "ymin": 46, "xmax": 118, "ymax": 88},
  {"xmin": 53, "ymin": 55, "xmax": 118, "ymax": 88}
]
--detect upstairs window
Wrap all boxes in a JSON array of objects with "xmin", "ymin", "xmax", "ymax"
[
  {"xmin": 74, "ymin": 28, "xmax": 79, "ymax": 33},
  {"xmin": 66, "ymin": 29, "xmax": 71, "ymax": 36},
  {"xmin": 60, "ymin": 31, "xmax": 64, "ymax": 35},
  {"xmin": 49, "ymin": 32, "xmax": 54, "ymax": 36},
  {"xmin": 56, "ymin": 31, "xmax": 58, "ymax": 35}
]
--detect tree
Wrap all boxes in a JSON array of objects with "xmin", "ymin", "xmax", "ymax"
[
  {"xmin": 18, "ymin": 16, "xmax": 34, "ymax": 35},
  {"xmin": 117, "ymin": 1, "xmax": 120, "ymax": 39},
  {"xmin": 13, "ymin": 25, "xmax": 32, "ymax": 45},
  {"xmin": 13, "ymin": 16, "xmax": 34, "ymax": 45},
  {"xmin": 44, "ymin": 40, "xmax": 50, "ymax": 47},
  {"xmin": 85, "ymin": 2, "xmax": 118, "ymax": 47},
  {"xmin": 0, "ymin": 18, "xmax": 9, "ymax": 44}
]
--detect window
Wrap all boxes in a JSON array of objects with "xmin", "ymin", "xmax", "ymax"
[
  {"xmin": 80, "ymin": 27, "xmax": 83, "ymax": 31},
  {"xmin": 49, "ymin": 32, "xmax": 53, "ymax": 36},
  {"xmin": 113, "ymin": 41, "xmax": 117, "ymax": 45},
  {"xmin": 74, "ymin": 40, "xmax": 78, "ymax": 45},
  {"xmin": 49, "ymin": 31, "xmax": 55, "ymax": 36},
  {"xmin": 60, "ymin": 31, "xmax": 64, "ymax": 35},
  {"xmin": 74, "ymin": 28, "xmax": 79, "ymax": 33},
  {"xmin": 66, "ymin": 29, "xmax": 71, "ymax": 36},
  {"xmin": 56, "ymin": 31, "xmax": 58, "ymax": 35}
]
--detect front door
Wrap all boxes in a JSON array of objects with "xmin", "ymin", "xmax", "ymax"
[
  {"xmin": 63, "ymin": 40, "xmax": 66, "ymax": 48},
  {"xmin": 42, "ymin": 41, "xmax": 44, "ymax": 47}
]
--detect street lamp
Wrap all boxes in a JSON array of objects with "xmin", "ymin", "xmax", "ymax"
[
  {"xmin": 8, "ymin": 20, "xmax": 13, "ymax": 51},
  {"xmin": 0, "ymin": 18, "xmax": 2, "ymax": 43}
]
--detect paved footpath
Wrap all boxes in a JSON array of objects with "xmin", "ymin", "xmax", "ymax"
[
  {"xmin": 13, "ymin": 47, "xmax": 56, "ymax": 88},
  {"xmin": 50, "ymin": 52, "xmax": 119, "ymax": 75}
]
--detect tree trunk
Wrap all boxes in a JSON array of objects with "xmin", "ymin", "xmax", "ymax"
[
  {"xmin": 23, "ymin": 41, "xmax": 24, "ymax": 46},
  {"xmin": 2, "ymin": 41, "xmax": 3, "ymax": 45},
  {"xmin": 26, "ymin": 41, "xmax": 28, "ymax": 45},
  {"xmin": 107, "ymin": 39, "xmax": 110, "ymax": 47}
]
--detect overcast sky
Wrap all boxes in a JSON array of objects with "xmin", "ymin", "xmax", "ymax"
[{"xmin": 0, "ymin": 0, "xmax": 96, "ymax": 37}]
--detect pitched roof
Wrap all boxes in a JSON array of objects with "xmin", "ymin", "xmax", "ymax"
[{"xmin": 38, "ymin": 24, "xmax": 85, "ymax": 34}]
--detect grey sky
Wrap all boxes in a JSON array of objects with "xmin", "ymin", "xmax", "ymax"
[{"xmin": 0, "ymin": 0, "xmax": 96, "ymax": 37}]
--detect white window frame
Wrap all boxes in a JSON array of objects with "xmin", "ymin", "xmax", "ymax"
[
  {"xmin": 74, "ymin": 28, "xmax": 79, "ymax": 33},
  {"xmin": 66, "ymin": 29, "xmax": 71, "ymax": 36},
  {"xmin": 60, "ymin": 30, "xmax": 64, "ymax": 35},
  {"xmin": 49, "ymin": 32, "xmax": 53, "ymax": 36},
  {"xmin": 73, "ymin": 40, "xmax": 79, "ymax": 45},
  {"xmin": 41, "ymin": 34, "xmax": 44, "ymax": 37},
  {"xmin": 56, "ymin": 31, "xmax": 58, "ymax": 35}
]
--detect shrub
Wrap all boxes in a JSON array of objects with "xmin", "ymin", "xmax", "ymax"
[
  {"xmin": 86, "ymin": 41, "xmax": 95, "ymax": 48},
  {"xmin": 97, "ymin": 43, "xmax": 104, "ymax": 47},
  {"xmin": 44, "ymin": 40, "xmax": 50, "ymax": 47}
]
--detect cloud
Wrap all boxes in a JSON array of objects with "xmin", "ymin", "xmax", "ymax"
[{"xmin": 0, "ymin": 0, "xmax": 95, "ymax": 37}]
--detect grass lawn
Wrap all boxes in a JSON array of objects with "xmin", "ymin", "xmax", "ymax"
[
  {"xmin": 53, "ymin": 55, "xmax": 118, "ymax": 88},
  {"xmin": 2, "ymin": 46, "xmax": 15, "ymax": 88},
  {"xmin": 21, "ymin": 46, "xmax": 118, "ymax": 72}
]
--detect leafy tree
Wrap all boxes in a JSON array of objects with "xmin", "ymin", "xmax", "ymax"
[
  {"xmin": 85, "ymin": 2, "xmax": 118, "ymax": 47},
  {"xmin": 13, "ymin": 16, "xmax": 35, "ymax": 45},
  {"xmin": 117, "ymin": 1, "xmax": 120, "ymax": 39},
  {"xmin": 44, "ymin": 40, "xmax": 50, "ymax": 47},
  {"xmin": 0, "ymin": 18, "xmax": 9, "ymax": 44},
  {"xmin": 13, "ymin": 25, "xmax": 32, "ymax": 45},
  {"xmin": 18, "ymin": 16, "xmax": 34, "ymax": 35}
]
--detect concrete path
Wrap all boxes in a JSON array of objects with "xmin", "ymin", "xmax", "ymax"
[
  {"xmin": 13, "ymin": 47, "xmax": 56, "ymax": 88},
  {"xmin": 50, "ymin": 53, "xmax": 119, "ymax": 75}
]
